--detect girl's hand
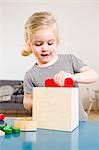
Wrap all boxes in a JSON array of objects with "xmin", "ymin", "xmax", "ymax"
[
  {"xmin": 23, "ymin": 93, "xmax": 32, "ymax": 111},
  {"xmin": 54, "ymin": 71, "xmax": 74, "ymax": 86}
]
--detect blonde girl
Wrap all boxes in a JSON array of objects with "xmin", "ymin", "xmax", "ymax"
[{"xmin": 22, "ymin": 11, "xmax": 98, "ymax": 121}]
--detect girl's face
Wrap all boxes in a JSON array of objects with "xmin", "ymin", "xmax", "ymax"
[{"xmin": 29, "ymin": 27, "xmax": 58, "ymax": 66}]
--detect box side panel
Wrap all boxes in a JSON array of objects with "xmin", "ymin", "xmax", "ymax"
[{"xmin": 33, "ymin": 88, "xmax": 79, "ymax": 131}]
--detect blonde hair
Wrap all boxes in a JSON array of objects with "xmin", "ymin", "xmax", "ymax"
[{"xmin": 21, "ymin": 11, "xmax": 59, "ymax": 56}]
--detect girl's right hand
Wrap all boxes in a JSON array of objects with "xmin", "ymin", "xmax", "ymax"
[{"xmin": 54, "ymin": 71, "xmax": 74, "ymax": 86}]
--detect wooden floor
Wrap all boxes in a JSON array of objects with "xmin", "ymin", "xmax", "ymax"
[{"xmin": 87, "ymin": 111, "xmax": 99, "ymax": 121}]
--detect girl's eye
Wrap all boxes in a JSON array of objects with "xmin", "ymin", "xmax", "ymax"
[
  {"xmin": 34, "ymin": 43, "xmax": 42, "ymax": 46},
  {"xmin": 48, "ymin": 42, "xmax": 54, "ymax": 45}
]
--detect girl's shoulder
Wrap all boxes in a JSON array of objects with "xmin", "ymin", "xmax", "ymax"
[
  {"xmin": 25, "ymin": 64, "xmax": 36, "ymax": 76},
  {"xmin": 58, "ymin": 53, "xmax": 75, "ymax": 60},
  {"xmin": 58, "ymin": 53, "xmax": 74, "ymax": 57}
]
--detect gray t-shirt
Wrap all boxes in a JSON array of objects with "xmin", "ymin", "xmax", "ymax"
[{"xmin": 24, "ymin": 54, "xmax": 88, "ymax": 121}]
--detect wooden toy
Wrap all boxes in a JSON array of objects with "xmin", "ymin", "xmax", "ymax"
[
  {"xmin": 0, "ymin": 114, "xmax": 5, "ymax": 120},
  {"xmin": 12, "ymin": 126, "xmax": 20, "ymax": 133},
  {"xmin": 3, "ymin": 122, "xmax": 12, "ymax": 134},
  {"xmin": 0, "ymin": 130, "xmax": 5, "ymax": 136},
  {"xmin": 0, "ymin": 120, "xmax": 20, "ymax": 134},
  {"xmin": 0, "ymin": 123, "xmax": 5, "ymax": 130},
  {"xmin": 14, "ymin": 118, "xmax": 37, "ymax": 131},
  {"xmin": 33, "ymin": 87, "xmax": 79, "ymax": 132},
  {"xmin": 45, "ymin": 78, "xmax": 74, "ymax": 87},
  {"xmin": 0, "ymin": 120, "xmax": 5, "ymax": 125}
]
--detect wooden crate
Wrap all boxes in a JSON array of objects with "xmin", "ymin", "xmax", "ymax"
[{"xmin": 32, "ymin": 88, "xmax": 79, "ymax": 131}]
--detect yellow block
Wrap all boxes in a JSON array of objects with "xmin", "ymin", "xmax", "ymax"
[{"xmin": 14, "ymin": 118, "xmax": 37, "ymax": 131}]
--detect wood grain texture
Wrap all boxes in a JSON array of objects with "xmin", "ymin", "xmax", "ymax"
[
  {"xmin": 33, "ymin": 87, "xmax": 79, "ymax": 131},
  {"xmin": 14, "ymin": 119, "xmax": 37, "ymax": 131}
]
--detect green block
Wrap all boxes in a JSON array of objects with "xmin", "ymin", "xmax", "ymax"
[
  {"xmin": 3, "ymin": 122, "xmax": 12, "ymax": 134},
  {"xmin": 12, "ymin": 127, "xmax": 20, "ymax": 133},
  {"xmin": 0, "ymin": 125, "xmax": 5, "ymax": 130},
  {"xmin": 1, "ymin": 121, "xmax": 20, "ymax": 134},
  {"xmin": 3, "ymin": 127, "xmax": 12, "ymax": 134}
]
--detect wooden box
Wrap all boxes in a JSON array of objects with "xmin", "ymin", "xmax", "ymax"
[{"xmin": 32, "ymin": 88, "xmax": 79, "ymax": 132}]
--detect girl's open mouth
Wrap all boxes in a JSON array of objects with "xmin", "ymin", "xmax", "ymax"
[{"xmin": 41, "ymin": 54, "xmax": 49, "ymax": 57}]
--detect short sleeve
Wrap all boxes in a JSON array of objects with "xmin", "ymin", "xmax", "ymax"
[
  {"xmin": 23, "ymin": 72, "xmax": 34, "ymax": 94},
  {"xmin": 70, "ymin": 54, "xmax": 87, "ymax": 73}
]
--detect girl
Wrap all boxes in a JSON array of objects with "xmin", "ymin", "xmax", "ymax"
[{"xmin": 21, "ymin": 11, "xmax": 98, "ymax": 121}]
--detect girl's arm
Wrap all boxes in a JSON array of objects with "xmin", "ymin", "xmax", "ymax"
[
  {"xmin": 23, "ymin": 93, "xmax": 32, "ymax": 111},
  {"xmin": 73, "ymin": 66, "xmax": 98, "ymax": 84},
  {"xmin": 54, "ymin": 66, "xmax": 98, "ymax": 86}
]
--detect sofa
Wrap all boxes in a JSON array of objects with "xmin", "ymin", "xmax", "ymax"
[{"xmin": 0, "ymin": 80, "xmax": 31, "ymax": 117}]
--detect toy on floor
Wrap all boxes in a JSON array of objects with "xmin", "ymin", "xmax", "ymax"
[
  {"xmin": 0, "ymin": 113, "xmax": 5, "ymax": 120},
  {"xmin": 3, "ymin": 122, "xmax": 12, "ymax": 134},
  {"xmin": 0, "ymin": 122, "xmax": 5, "ymax": 130},
  {"xmin": 0, "ymin": 121, "xmax": 20, "ymax": 134},
  {"xmin": 0, "ymin": 130, "xmax": 5, "ymax": 136},
  {"xmin": 12, "ymin": 126, "xmax": 20, "ymax": 133},
  {"xmin": 14, "ymin": 117, "xmax": 37, "ymax": 131},
  {"xmin": 45, "ymin": 78, "xmax": 74, "ymax": 87}
]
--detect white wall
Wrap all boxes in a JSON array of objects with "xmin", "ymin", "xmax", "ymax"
[
  {"xmin": 0, "ymin": 0, "xmax": 99, "ymax": 108},
  {"xmin": 98, "ymin": 1, "xmax": 99, "ymax": 88}
]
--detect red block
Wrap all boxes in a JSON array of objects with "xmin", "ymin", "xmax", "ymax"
[
  {"xmin": 45, "ymin": 78, "xmax": 74, "ymax": 87},
  {"xmin": 0, "ymin": 114, "xmax": 5, "ymax": 120},
  {"xmin": 64, "ymin": 78, "xmax": 74, "ymax": 87}
]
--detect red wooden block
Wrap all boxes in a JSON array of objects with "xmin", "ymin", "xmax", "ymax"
[
  {"xmin": 45, "ymin": 78, "xmax": 74, "ymax": 87},
  {"xmin": 64, "ymin": 78, "xmax": 74, "ymax": 87},
  {"xmin": 45, "ymin": 79, "xmax": 59, "ymax": 87},
  {"xmin": 0, "ymin": 114, "xmax": 5, "ymax": 120}
]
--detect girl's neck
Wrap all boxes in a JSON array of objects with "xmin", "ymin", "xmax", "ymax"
[{"xmin": 37, "ymin": 55, "xmax": 58, "ymax": 67}]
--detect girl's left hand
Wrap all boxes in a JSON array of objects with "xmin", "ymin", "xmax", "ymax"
[{"xmin": 54, "ymin": 71, "xmax": 74, "ymax": 86}]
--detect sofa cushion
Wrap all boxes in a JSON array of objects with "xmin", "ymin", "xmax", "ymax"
[
  {"xmin": 0, "ymin": 85, "xmax": 14, "ymax": 97},
  {"xmin": 13, "ymin": 85, "xmax": 24, "ymax": 95},
  {"xmin": 15, "ymin": 95, "xmax": 23, "ymax": 103},
  {"xmin": 11, "ymin": 95, "xmax": 16, "ymax": 103},
  {"xmin": 0, "ymin": 85, "xmax": 14, "ymax": 102},
  {"xmin": 0, "ymin": 95, "xmax": 11, "ymax": 102},
  {"xmin": 0, "ymin": 80, "xmax": 23, "ymax": 87}
]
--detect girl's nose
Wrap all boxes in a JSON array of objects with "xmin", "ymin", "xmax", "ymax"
[{"xmin": 42, "ymin": 44, "xmax": 48, "ymax": 52}]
